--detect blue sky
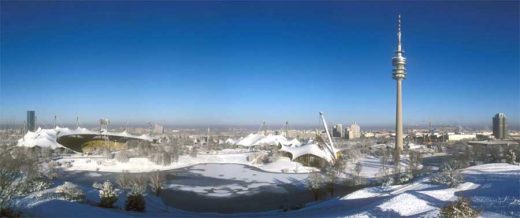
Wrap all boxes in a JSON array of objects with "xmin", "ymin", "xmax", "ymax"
[{"xmin": 1, "ymin": 1, "xmax": 519, "ymax": 128}]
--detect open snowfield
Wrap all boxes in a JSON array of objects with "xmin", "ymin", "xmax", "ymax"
[
  {"xmin": 14, "ymin": 163, "xmax": 520, "ymax": 217},
  {"xmin": 58, "ymin": 152, "xmax": 317, "ymax": 174}
]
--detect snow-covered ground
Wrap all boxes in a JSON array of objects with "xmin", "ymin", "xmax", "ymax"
[
  {"xmin": 15, "ymin": 163, "xmax": 520, "ymax": 217},
  {"xmin": 58, "ymin": 152, "xmax": 317, "ymax": 174},
  {"xmin": 281, "ymin": 163, "xmax": 520, "ymax": 217}
]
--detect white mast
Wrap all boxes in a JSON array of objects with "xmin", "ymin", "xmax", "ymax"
[{"xmin": 319, "ymin": 112, "xmax": 337, "ymax": 162}]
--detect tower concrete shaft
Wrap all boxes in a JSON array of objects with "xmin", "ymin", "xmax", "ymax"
[
  {"xmin": 392, "ymin": 15, "xmax": 406, "ymax": 163},
  {"xmin": 395, "ymin": 78, "xmax": 403, "ymax": 160}
]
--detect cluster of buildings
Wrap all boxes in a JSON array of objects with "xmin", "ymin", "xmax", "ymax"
[
  {"xmin": 410, "ymin": 113, "xmax": 515, "ymax": 146},
  {"xmin": 332, "ymin": 123, "xmax": 361, "ymax": 139}
]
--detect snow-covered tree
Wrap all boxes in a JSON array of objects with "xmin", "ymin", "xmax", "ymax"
[
  {"xmin": 22, "ymin": 176, "xmax": 51, "ymax": 194},
  {"xmin": 55, "ymin": 182, "xmax": 85, "ymax": 202},
  {"xmin": 431, "ymin": 162, "xmax": 464, "ymax": 187},
  {"xmin": 97, "ymin": 180, "xmax": 118, "ymax": 208},
  {"xmin": 0, "ymin": 147, "xmax": 39, "ymax": 211},
  {"xmin": 0, "ymin": 169, "xmax": 24, "ymax": 211}
]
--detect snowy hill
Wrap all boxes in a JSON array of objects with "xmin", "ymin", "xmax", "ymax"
[
  {"xmin": 282, "ymin": 163, "xmax": 520, "ymax": 217},
  {"xmin": 16, "ymin": 163, "xmax": 520, "ymax": 217}
]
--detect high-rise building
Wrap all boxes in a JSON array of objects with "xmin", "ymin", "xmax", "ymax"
[
  {"xmin": 347, "ymin": 122, "xmax": 361, "ymax": 139},
  {"xmin": 26, "ymin": 110, "xmax": 36, "ymax": 132},
  {"xmin": 392, "ymin": 15, "xmax": 407, "ymax": 162},
  {"xmin": 332, "ymin": 124, "xmax": 343, "ymax": 138},
  {"xmin": 492, "ymin": 113, "xmax": 507, "ymax": 139},
  {"xmin": 152, "ymin": 124, "xmax": 164, "ymax": 134}
]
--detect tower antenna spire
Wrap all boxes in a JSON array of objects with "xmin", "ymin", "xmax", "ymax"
[{"xmin": 397, "ymin": 14, "xmax": 402, "ymax": 52}]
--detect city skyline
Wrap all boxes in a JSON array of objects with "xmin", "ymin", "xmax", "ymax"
[{"xmin": 1, "ymin": 1, "xmax": 519, "ymax": 127}]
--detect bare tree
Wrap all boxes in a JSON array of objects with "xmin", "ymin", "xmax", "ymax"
[
  {"xmin": 506, "ymin": 149, "xmax": 517, "ymax": 165},
  {"xmin": 117, "ymin": 170, "xmax": 132, "ymax": 190},
  {"xmin": 306, "ymin": 172, "xmax": 325, "ymax": 201},
  {"xmin": 115, "ymin": 150, "xmax": 129, "ymax": 163},
  {"xmin": 355, "ymin": 161, "xmax": 363, "ymax": 184},
  {"xmin": 149, "ymin": 170, "xmax": 164, "ymax": 196}
]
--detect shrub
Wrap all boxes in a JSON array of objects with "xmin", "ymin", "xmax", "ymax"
[
  {"xmin": 440, "ymin": 197, "xmax": 480, "ymax": 218},
  {"xmin": 397, "ymin": 170, "xmax": 413, "ymax": 184},
  {"xmin": 0, "ymin": 207, "xmax": 21, "ymax": 218},
  {"xmin": 125, "ymin": 194, "xmax": 145, "ymax": 212},
  {"xmin": 381, "ymin": 175, "xmax": 394, "ymax": 187},
  {"xmin": 97, "ymin": 181, "xmax": 118, "ymax": 208},
  {"xmin": 125, "ymin": 183, "xmax": 146, "ymax": 212},
  {"xmin": 55, "ymin": 182, "xmax": 85, "ymax": 202}
]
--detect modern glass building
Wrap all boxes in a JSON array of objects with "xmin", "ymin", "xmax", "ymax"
[
  {"xmin": 492, "ymin": 113, "xmax": 507, "ymax": 139},
  {"xmin": 26, "ymin": 110, "xmax": 36, "ymax": 132}
]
